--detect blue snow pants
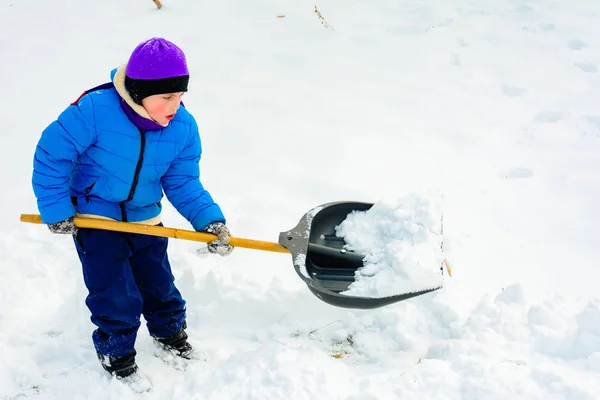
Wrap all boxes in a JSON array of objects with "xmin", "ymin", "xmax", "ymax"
[{"xmin": 73, "ymin": 226, "xmax": 186, "ymax": 358}]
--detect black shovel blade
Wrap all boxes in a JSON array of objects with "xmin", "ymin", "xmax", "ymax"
[{"xmin": 278, "ymin": 201, "xmax": 441, "ymax": 309}]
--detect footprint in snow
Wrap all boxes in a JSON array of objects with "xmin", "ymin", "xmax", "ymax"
[
  {"xmin": 584, "ymin": 116, "xmax": 600, "ymax": 135},
  {"xmin": 534, "ymin": 111, "xmax": 562, "ymax": 124},
  {"xmin": 457, "ymin": 38, "xmax": 468, "ymax": 48},
  {"xmin": 502, "ymin": 85, "xmax": 526, "ymax": 97},
  {"xmin": 451, "ymin": 54, "xmax": 461, "ymax": 66},
  {"xmin": 515, "ymin": 4, "xmax": 533, "ymax": 13},
  {"xmin": 568, "ymin": 39, "xmax": 588, "ymax": 50},
  {"xmin": 500, "ymin": 168, "xmax": 534, "ymax": 180},
  {"xmin": 574, "ymin": 62, "xmax": 598, "ymax": 73}
]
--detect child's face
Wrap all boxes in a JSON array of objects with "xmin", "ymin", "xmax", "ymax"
[{"xmin": 142, "ymin": 92, "xmax": 185, "ymax": 125}]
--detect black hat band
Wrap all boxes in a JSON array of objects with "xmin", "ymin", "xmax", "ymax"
[{"xmin": 125, "ymin": 75, "xmax": 189, "ymax": 104}]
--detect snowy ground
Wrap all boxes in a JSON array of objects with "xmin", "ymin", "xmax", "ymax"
[{"xmin": 1, "ymin": 0, "xmax": 600, "ymax": 398}]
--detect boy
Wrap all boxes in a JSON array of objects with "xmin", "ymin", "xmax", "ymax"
[{"xmin": 31, "ymin": 37, "xmax": 232, "ymax": 382}]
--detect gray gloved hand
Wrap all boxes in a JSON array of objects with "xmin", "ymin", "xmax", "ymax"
[
  {"xmin": 203, "ymin": 221, "xmax": 234, "ymax": 256},
  {"xmin": 48, "ymin": 216, "xmax": 78, "ymax": 235}
]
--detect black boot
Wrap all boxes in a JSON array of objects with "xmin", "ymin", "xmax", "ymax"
[
  {"xmin": 97, "ymin": 349, "xmax": 138, "ymax": 378},
  {"xmin": 98, "ymin": 349, "xmax": 153, "ymax": 392},
  {"xmin": 154, "ymin": 327, "xmax": 194, "ymax": 359}
]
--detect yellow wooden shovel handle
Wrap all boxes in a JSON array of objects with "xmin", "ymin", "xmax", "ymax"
[{"xmin": 20, "ymin": 214, "xmax": 290, "ymax": 254}]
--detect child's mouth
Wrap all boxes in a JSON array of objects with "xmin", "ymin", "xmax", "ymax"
[{"xmin": 166, "ymin": 114, "xmax": 175, "ymax": 121}]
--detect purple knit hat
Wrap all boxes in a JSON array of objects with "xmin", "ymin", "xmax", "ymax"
[{"xmin": 125, "ymin": 37, "xmax": 190, "ymax": 104}]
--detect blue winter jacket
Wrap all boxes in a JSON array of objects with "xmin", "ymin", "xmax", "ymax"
[{"xmin": 32, "ymin": 69, "xmax": 225, "ymax": 231}]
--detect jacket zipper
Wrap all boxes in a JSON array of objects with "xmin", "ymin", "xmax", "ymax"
[{"xmin": 120, "ymin": 130, "xmax": 146, "ymax": 222}]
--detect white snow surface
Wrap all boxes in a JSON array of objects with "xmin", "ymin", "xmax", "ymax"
[{"xmin": 1, "ymin": 0, "xmax": 600, "ymax": 399}]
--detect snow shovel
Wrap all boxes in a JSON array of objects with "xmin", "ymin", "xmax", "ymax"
[
  {"xmin": 278, "ymin": 201, "xmax": 441, "ymax": 309},
  {"xmin": 20, "ymin": 201, "xmax": 441, "ymax": 309}
]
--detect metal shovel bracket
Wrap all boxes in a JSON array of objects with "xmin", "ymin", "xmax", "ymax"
[{"xmin": 278, "ymin": 201, "xmax": 441, "ymax": 309}]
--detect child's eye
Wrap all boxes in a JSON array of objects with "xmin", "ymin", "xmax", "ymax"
[{"xmin": 163, "ymin": 96, "xmax": 172, "ymax": 100}]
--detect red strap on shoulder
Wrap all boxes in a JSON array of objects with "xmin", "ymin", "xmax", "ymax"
[
  {"xmin": 70, "ymin": 91, "xmax": 87, "ymax": 105},
  {"xmin": 70, "ymin": 83, "xmax": 114, "ymax": 105}
]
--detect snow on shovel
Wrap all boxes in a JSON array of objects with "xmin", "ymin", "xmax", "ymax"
[{"xmin": 20, "ymin": 201, "xmax": 443, "ymax": 309}]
